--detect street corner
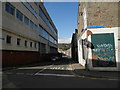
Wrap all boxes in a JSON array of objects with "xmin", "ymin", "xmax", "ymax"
[
  {"xmin": 70, "ymin": 63, "xmax": 120, "ymax": 81},
  {"xmin": 70, "ymin": 62, "xmax": 86, "ymax": 70}
]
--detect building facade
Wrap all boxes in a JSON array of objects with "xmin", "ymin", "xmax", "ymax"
[
  {"xmin": 0, "ymin": 1, "xmax": 58, "ymax": 66},
  {"xmin": 72, "ymin": 1, "xmax": 120, "ymax": 71},
  {"xmin": 71, "ymin": 29, "xmax": 78, "ymax": 62},
  {"xmin": 78, "ymin": 2, "xmax": 119, "ymax": 36}
]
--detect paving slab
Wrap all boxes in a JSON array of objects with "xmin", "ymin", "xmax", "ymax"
[{"xmin": 71, "ymin": 62, "xmax": 120, "ymax": 80}]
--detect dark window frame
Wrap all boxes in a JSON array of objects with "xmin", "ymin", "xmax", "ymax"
[
  {"xmin": 16, "ymin": 9, "xmax": 23, "ymax": 21},
  {"xmin": 34, "ymin": 43, "xmax": 37, "ymax": 48},
  {"xmin": 24, "ymin": 16, "xmax": 29, "ymax": 25},
  {"xmin": 17, "ymin": 38, "xmax": 21, "ymax": 46},
  {"xmin": 39, "ymin": 25, "xmax": 49, "ymax": 40},
  {"xmin": 22, "ymin": 2, "xmax": 38, "ymax": 18},
  {"xmin": 39, "ymin": 6, "xmax": 57, "ymax": 36},
  {"xmin": 30, "ymin": 42, "xmax": 32, "ymax": 47},
  {"xmin": 34, "ymin": 2, "xmax": 38, "ymax": 6},
  {"xmin": 30, "ymin": 20, "xmax": 34, "ymax": 29},
  {"xmin": 25, "ymin": 40, "xmax": 27, "ymax": 47},
  {"xmin": 39, "ymin": 25, "xmax": 57, "ymax": 45},
  {"xmin": 6, "ymin": 35, "xmax": 11, "ymax": 44},
  {"xmin": 5, "ymin": 2, "xmax": 15, "ymax": 15},
  {"xmin": 34, "ymin": 24, "xmax": 38, "ymax": 30}
]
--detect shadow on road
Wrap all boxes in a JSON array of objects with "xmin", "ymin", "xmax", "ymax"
[{"xmin": 2, "ymin": 56, "xmax": 78, "ymax": 71}]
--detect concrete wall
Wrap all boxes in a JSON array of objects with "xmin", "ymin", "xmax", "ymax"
[
  {"xmin": 0, "ymin": 2, "xmax": 2, "ymax": 28},
  {"xmin": 118, "ymin": 40, "xmax": 120, "ymax": 70},
  {"xmin": 0, "ymin": 2, "xmax": 2, "ymax": 74},
  {"xmin": 2, "ymin": 30, "xmax": 38, "ymax": 51},
  {"xmin": 2, "ymin": 2, "xmax": 39, "ymax": 40},
  {"xmin": 2, "ymin": 2, "xmax": 57, "ymax": 52},
  {"xmin": 0, "ymin": 2, "xmax": 2, "ymax": 50}
]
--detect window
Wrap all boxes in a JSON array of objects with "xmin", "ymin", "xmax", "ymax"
[
  {"xmin": 34, "ymin": 2, "xmax": 38, "ymax": 6},
  {"xmin": 6, "ymin": 35, "xmax": 11, "ymax": 44},
  {"xmin": 80, "ymin": 12, "xmax": 83, "ymax": 16},
  {"xmin": 50, "ymin": 46, "xmax": 57, "ymax": 53},
  {"xmin": 5, "ymin": 2, "xmax": 15, "ymax": 15},
  {"xmin": 49, "ymin": 35, "xmax": 57, "ymax": 44},
  {"xmin": 24, "ymin": 16, "xmax": 29, "ymax": 25},
  {"xmin": 39, "ymin": 7, "xmax": 57, "ymax": 36},
  {"xmin": 16, "ymin": 10, "xmax": 23, "ymax": 21},
  {"xmin": 22, "ymin": 2, "xmax": 38, "ymax": 18},
  {"xmin": 40, "ymin": 43, "xmax": 46, "ymax": 53},
  {"xmin": 30, "ymin": 42, "xmax": 32, "ymax": 47},
  {"xmin": 39, "ymin": 25, "xmax": 57, "ymax": 44},
  {"xmin": 34, "ymin": 43, "xmax": 37, "ymax": 48},
  {"xmin": 30, "ymin": 20, "xmax": 34, "ymax": 29},
  {"xmin": 25, "ymin": 40, "xmax": 27, "ymax": 47},
  {"xmin": 39, "ymin": 7, "xmax": 47, "ymax": 23},
  {"xmin": 39, "ymin": 26, "xmax": 49, "ymax": 40},
  {"xmin": 34, "ymin": 24, "xmax": 38, "ymax": 30},
  {"xmin": 17, "ymin": 38, "xmax": 21, "ymax": 45}
]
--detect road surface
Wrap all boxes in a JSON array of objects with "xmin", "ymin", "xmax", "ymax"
[{"xmin": 2, "ymin": 58, "xmax": 119, "ymax": 88}]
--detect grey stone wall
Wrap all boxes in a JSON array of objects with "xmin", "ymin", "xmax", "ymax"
[
  {"xmin": 87, "ymin": 2, "xmax": 119, "ymax": 28},
  {"xmin": 78, "ymin": 2, "xmax": 120, "ymax": 37}
]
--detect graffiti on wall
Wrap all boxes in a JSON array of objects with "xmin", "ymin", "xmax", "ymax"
[{"xmin": 91, "ymin": 33, "xmax": 116, "ymax": 67}]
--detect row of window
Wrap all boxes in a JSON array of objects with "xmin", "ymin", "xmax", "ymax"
[
  {"xmin": 39, "ymin": 6, "xmax": 57, "ymax": 36},
  {"xmin": 50, "ymin": 46, "xmax": 57, "ymax": 53},
  {"xmin": 40, "ymin": 43, "xmax": 46, "ymax": 53},
  {"xmin": 21, "ymin": 1, "xmax": 57, "ymax": 37},
  {"xmin": 20, "ymin": 0, "xmax": 38, "ymax": 18},
  {"xmin": 5, "ymin": 2, "xmax": 57, "ymax": 37},
  {"xmin": 6, "ymin": 35, "xmax": 37, "ymax": 48},
  {"xmin": 5, "ymin": 2, "xmax": 57, "ymax": 45},
  {"xmin": 5, "ymin": 2, "xmax": 15, "ymax": 15},
  {"xmin": 34, "ymin": 2, "xmax": 39, "ymax": 6},
  {"xmin": 5, "ymin": 2, "xmax": 38, "ymax": 31},
  {"xmin": 49, "ymin": 35, "xmax": 57, "ymax": 44},
  {"xmin": 39, "ymin": 26, "xmax": 57, "ymax": 44},
  {"xmin": 39, "ymin": 26, "xmax": 49, "ymax": 40}
]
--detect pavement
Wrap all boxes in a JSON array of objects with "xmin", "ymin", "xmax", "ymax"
[
  {"xmin": 2, "ymin": 61, "xmax": 54, "ymax": 71},
  {"xmin": 2, "ymin": 59, "xmax": 120, "ymax": 80},
  {"xmin": 70, "ymin": 62, "xmax": 120, "ymax": 80}
]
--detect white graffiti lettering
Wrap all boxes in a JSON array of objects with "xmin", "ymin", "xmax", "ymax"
[{"xmin": 96, "ymin": 44, "xmax": 112, "ymax": 48}]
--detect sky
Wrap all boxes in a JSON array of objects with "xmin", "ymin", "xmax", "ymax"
[{"xmin": 44, "ymin": 2, "xmax": 78, "ymax": 43}]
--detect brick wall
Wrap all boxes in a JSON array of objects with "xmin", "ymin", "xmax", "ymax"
[{"xmin": 2, "ymin": 50, "xmax": 62, "ymax": 67}]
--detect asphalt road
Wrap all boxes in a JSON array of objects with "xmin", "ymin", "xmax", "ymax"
[{"xmin": 2, "ymin": 58, "xmax": 120, "ymax": 88}]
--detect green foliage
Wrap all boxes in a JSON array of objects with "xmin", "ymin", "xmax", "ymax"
[{"xmin": 59, "ymin": 44, "xmax": 71, "ymax": 51}]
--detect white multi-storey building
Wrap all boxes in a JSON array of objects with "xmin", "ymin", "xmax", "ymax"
[{"xmin": 0, "ymin": 1, "xmax": 58, "ymax": 66}]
